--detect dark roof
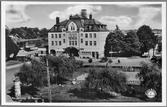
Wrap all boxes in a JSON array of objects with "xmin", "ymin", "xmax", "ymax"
[{"xmin": 49, "ymin": 14, "xmax": 109, "ymax": 32}]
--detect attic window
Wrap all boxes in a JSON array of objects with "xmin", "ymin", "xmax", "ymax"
[
  {"xmin": 62, "ymin": 28, "xmax": 66, "ymax": 32},
  {"xmin": 88, "ymin": 26, "xmax": 92, "ymax": 30},
  {"xmin": 71, "ymin": 23, "xmax": 75, "ymax": 30},
  {"xmin": 55, "ymin": 26, "xmax": 58, "ymax": 30},
  {"xmin": 80, "ymin": 28, "xmax": 84, "ymax": 32}
]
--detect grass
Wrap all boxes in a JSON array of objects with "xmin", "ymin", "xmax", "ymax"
[{"xmin": 6, "ymin": 60, "xmax": 22, "ymax": 66}]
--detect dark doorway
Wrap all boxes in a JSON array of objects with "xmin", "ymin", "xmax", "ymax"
[
  {"xmin": 96, "ymin": 52, "xmax": 99, "ymax": 59},
  {"xmin": 92, "ymin": 52, "xmax": 95, "ymax": 58},
  {"xmin": 63, "ymin": 47, "xmax": 79, "ymax": 57}
]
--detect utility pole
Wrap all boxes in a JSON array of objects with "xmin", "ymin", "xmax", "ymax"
[{"xmin": 46, "ymin": 46, "xmax": 52, "ymax": 102}]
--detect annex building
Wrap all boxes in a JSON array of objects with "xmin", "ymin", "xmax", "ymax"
[{"xmin": 48, "ymin": 9, "xmax": 109, "ymax": 59}]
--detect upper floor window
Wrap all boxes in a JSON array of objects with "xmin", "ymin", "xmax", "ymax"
[
  {"xmin": 63, "ymin": 34, "xmax": 65, "ymax": 37},
  {"xmin": 55, "ymin": 41, "xmax": 57, "ymax": 46},
  {"xmin": 59, "ymin": 34, "xmax": 61, "ymax": 38},
  {"xmin": 63, "ymin": 39, "xmax": 65, "ymax": 43},
  {"xmin": 94, "ymin": 41, "xmax": 96, "ymax": 46},
  {"xmin": 81, "ymin": 33, "xmax": 83, "ymax": 37},
  {"xmin": 85, "ymin": 41, "xmax": 88, "ymax": 46},
  {"xmin": 51, "ymin": 34, "xmax": 54, "ymax": 38},
  {"xmin": 90, "ymin": 41, "xmax": 92, "ymax": 46},
  {"xmin": 81, "ymin": 39, "xmax": 83, "ymax": 43},
  {"xmin": 72, "ymin": 41, "xmax": 74, "ymax": 45},
  {"xmin": 89, "ymin": 33, "xmax": 92, "ymax": 38},
  {"xmin": 69, "ymin": 41, "xmax": 71, "ymax": 45},
  {"xmin": 85, "ymin": 33, "xmax": 88, "ymax": 38},
  {"xmin": 55, "ymin": 34, "xmax": 57, "ymax": 38},
  {"xmin": 59, "ymin": 41, "xmax": 61, "ymax": 46},
  {"xmin": 75, "ymin": 41, "xmax": 77, "ymax": 45},
  {"xmin": 51, "ymin": 41, "xmax": 54, "ymax": 46},
  {"xmin": 94, "ymin": 33, "xmax": 96, "ymax": 38}
]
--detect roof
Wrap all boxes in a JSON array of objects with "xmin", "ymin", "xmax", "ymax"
[{"xmin": 49, "ymin": 14, "xmax": 109, "ymax": 32}]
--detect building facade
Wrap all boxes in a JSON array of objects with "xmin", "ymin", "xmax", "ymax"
[{"xmin": 48, "ymin": 9, "xmax": 109, "ymax": 59}]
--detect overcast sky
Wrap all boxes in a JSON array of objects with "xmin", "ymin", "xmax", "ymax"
[{"xmin": 5, "ymin": 3, "xmax": 162, "ymax": 30}]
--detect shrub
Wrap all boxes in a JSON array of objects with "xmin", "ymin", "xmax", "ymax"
[
  {"xmin": 100, "ymin": 57, "xmax": 108, "ymax": 62},
  {"xmin": 84, "ymin": 68, "xmax": 128, "ymax": 94},
  {"xmin": 108, "ymin": 59, "xmax": 113, "ymax": 63},
  {"xmin": 88, "ymin": 58, "xmax": 93, "ymax": 63}
]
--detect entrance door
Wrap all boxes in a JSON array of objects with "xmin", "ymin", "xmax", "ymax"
[{"xmin": 92, "ymin": 52, "xmax": 95, "ymax": 58}]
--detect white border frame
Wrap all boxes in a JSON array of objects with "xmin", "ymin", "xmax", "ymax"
[{"xmin": 1, "ymin": 1, "xmax": 166, "ymax": 106}]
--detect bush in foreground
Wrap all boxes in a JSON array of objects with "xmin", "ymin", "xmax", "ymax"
[{"xmin": 83, "ymin": 68, "xmax": 128, "ymax": 94}]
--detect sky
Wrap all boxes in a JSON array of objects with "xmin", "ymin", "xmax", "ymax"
[{"xmin": 5, "ymin": 2, "xmax": 162, "ymax": 30}]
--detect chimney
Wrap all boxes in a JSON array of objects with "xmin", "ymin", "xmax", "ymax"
[
  {"xmin": 56, "ymin": 17, "xmax": 59, "ymax": 24},
  {"xmin": 69, "ymin": 14, "xmax": 72, "ymax": 19},
  {"xmin": 89, "ymin": 13, "xmax": 92, "ymax": 19},
  {"xmin": 81, "ymin": 9, "xmax": 87, "ymax": 18}
]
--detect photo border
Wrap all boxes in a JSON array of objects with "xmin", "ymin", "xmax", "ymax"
[{"xmin": 1, "ymin": 1, "xmax": 166, "ymax": 106}]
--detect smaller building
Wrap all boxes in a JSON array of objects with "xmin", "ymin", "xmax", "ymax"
[{"xmin": 38, "ymin": 47, "xmax": 47, "ymax": 56}]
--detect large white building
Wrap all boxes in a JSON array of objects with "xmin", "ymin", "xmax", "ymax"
[{"xmin": 48, "ymin": 9, "xmax": 109, "ymax": 59}]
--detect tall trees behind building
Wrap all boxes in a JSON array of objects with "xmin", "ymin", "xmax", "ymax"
[
  {"xmin": 10, "ymin": 27, "xmax": 48, "ymax": 39},
  {"xmin": 104, "ymin": 25, "xmax": 159, "ymax": 57}
]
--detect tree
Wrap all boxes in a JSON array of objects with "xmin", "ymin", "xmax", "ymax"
[
  {"xmin": 136, "ymin": 61, "xmax": 161, "ymax": 99},
  {"xmin": 15, "ymin": 59, "xmax": 47, "ymax": 88},
  {"xmin": 84, "ymin": 68, "xmax": 127, "ymax": 94},
  {"xmin": 45, "ymin": 55, "xmax": 77, "ymax": 84},
  {"xmin": 137, "ymin": 25, "xmax": 155, "ymax": 55},
  {"xmin": 104, "ymin": 25, "xmax": 126, "ymax": 57},
  {"xmin": 123, "ymin": 30, "xmax": 141, "ymax": 56},
  {"xmin": 6, "ymin": 28, "xmax": 20, "ymax": 60}
]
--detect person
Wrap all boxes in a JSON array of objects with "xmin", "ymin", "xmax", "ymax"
[{"xmin": 118, "ymin": 59, "xmax": 120, "ymax": 63}]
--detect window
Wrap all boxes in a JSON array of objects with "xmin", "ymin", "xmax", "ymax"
[
  {"xmin": 94, "ymin": 33, "xmax": 96, "ymax": 38},
  {"xmin": 94, "ymin": 41, "xmax": 96, "ymax": 46},
  {"xmin": 59, "ymin": 41, "xmax": 61, "ymax": 45},
  {"xmin": 55, "ymin": 34, "xmax": 57, "ymax": 38},
  {"xmin": 69, "ymin": 41, "xmax": 71, "ymax": 45},
  {"xmin": 63, "ymin": 39, "xmax": 65, "ymax": 43},
  {"xmin": 55, "ymin": 41, "xmax": 57, "ymax": 46},
  {"xmin": 81, "ymin": 33, "xmax": 83, "ymax": 37},
  {"xmin": 85, "ymin": 33, "xmax": 88, "ymax": 38},
  {"xmin": 90, "ymin": 41, "xmax": 92, "ymax": 46},
  {"xmin": 51, "ymin": 41, "xmax": 54, "ymax": 46},
  {"xmin": 85, "ymin": 41, "xmax": 88, "ymax": 46},
  {"xmin": 59, "ymin": 34, "xmax": 61, "ymax": 38},
  {"xmin": 41, "ymin": 51, "xmax": 43, "ymax": 54},
  {"xmin": 71, "ymin": 23, "xmax": 75, "ymax": 30},
  {"xmin": 51, "ymin": 34, "xmax": 54, "ymax": 38},
  {"xmin": 63, "ymin": 34, "xmax": 65, "ymax": 37},
  {"xmin": 72, "ymin": 41, "xmax": 74, "ymax": 45},
  {"xmin": 81, "ymin": 39, "xmax": 83, "ymax": 43},
  {"xmin": 89, "ymin": 33, "xmax": 92, "ymax": 38},
  {"xmin": 75, "ymin": 41, "xmax": 77, "ymax": 45}
]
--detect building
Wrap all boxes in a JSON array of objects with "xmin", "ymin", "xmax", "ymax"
[
  {"xmin": 152, "ymin": 29, "xmax": 162, "ymax": 37},
  {"xmin": 48, "ymin": 9, "xmax": 109, "ymax": 59}
]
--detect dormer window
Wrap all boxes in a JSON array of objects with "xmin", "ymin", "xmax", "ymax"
[
  {"xmin": 68, "ymin": 22, "xmax": 77, "ymax": 31},
  {"xmin": 71, "ymin": 23, "xmax": 75, "ymax": 30},
  {"xmin": 62, "ymin": 28, "xmax": 66, "ymax": 32}
]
